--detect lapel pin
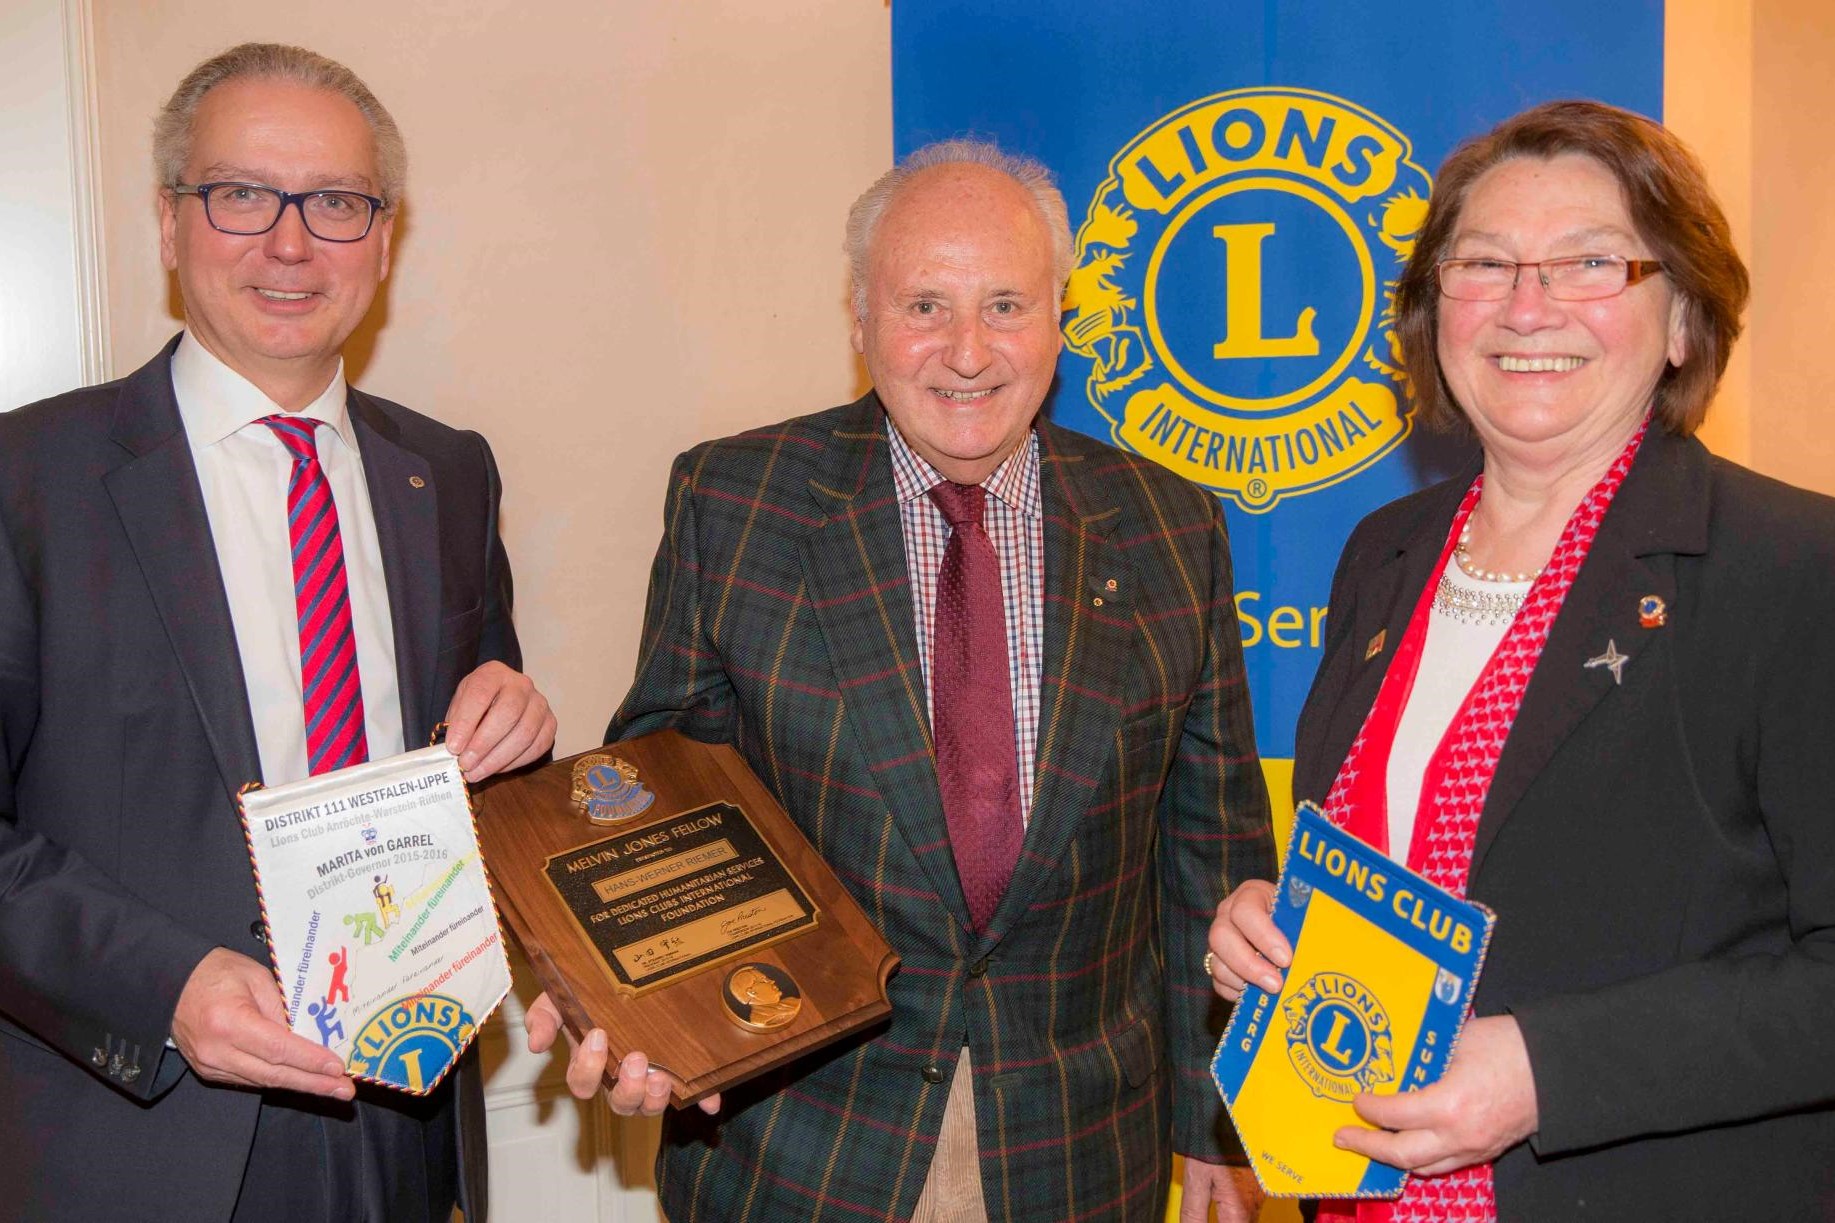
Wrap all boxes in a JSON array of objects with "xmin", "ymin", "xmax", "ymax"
[
  {"xmin": 1584, "ymin": 639, "xmax": 1629, "ymax": 685},
  {"xmin": 409, "ymin": 475, "xmax": 426, "ymax": 489},
  {"xmin": 1638, "ymin": 595, "xmax": 1666, "ymax": 628},
  {"xmin": 1364, "ymin": 630, "xmax": 1386, "ymax": 662}
]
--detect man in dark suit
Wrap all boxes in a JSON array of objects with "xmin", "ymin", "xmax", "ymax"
[
  {"xmin": 0, "ymin": 43, "xmax": 554, "ymax": 1222},
  {"xmin": 530, "ymin": 142, "xmax": 1273, "ymax": 1221}
]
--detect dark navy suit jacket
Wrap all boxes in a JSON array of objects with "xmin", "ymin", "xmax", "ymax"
[{"xmin": 0, "ymin": 339, "xmax": 519, "ymax": 1221}]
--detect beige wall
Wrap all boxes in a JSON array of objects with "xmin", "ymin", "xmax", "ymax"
[
  {"xmin": 1668, "ymin": 1, "xmax": 1755, "ymax": 467},
  {"xmin": 1666, "ymin": 2, "xmax": 1835, "ymax": 498},
  {"xmin": 1665, "ymin": 1, "xmax": 1835, "ymax": 498},
  {"xmin": 93, "ymin": 0, "xmax": 891, "ymax": 759},
  {"xmin": 1751, "ymin": 0, "xmax": 1835, "ymax": 492}
]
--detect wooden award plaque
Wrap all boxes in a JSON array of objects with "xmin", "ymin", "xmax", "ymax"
[{"xmin": 473, "ymin": 731, "xmax": 897, "ymax": 1104}]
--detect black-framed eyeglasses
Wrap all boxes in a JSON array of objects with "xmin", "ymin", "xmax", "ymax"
[
  {"xmin": 171, "ymin": 181, "xmax": 386, "ymax": 242},
  {"xmin": 1437, "ymin": 255, "xmax": 1665, "ymax": 302}
]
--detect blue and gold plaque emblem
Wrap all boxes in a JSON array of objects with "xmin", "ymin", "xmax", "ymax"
[
  {"xmin": 1063, "ymin": 88, "xmax": 1434, "ymax": 511},
  {"xmin": 571, "ymin": 753, "xmax": 656, "ymax": 824}
]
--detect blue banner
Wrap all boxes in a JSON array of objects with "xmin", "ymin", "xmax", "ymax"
[{"xmin": 893, "ymin": 2, "xmax": 1662, "ymax": 785}]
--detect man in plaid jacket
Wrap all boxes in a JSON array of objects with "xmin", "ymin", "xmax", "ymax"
[{"xmin": 530, "ymin": 140, "xmax": 1273, "ymax": 1222}]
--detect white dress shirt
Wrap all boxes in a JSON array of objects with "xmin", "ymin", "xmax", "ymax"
[{"xmin": 171, "ymin": 333, "xmax": 403, "ymax": 787}]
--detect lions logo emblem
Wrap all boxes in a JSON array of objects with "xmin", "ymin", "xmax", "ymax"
[
  {"xmin": 1281, "ymin": 971, "xmax": 1395, "ymax": 1102},
  {"xmin": 1063, "ymin": 87, "xmax": 1433, "ymax": 511},
  {"xmin": 347, "ymin": 993, "xmax": 477, "ymax": 1094},
  {"xmin": 570, "ymin": 753, "xmax": 656, "ymax": 824}
]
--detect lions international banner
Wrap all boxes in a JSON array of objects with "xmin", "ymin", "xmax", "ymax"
[{"xmin": 893, "ymin": 1, "xmax": 1663, "ymax": 840}]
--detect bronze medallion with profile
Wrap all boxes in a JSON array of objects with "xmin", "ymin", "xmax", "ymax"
[
  {"xmin": 473, "ymin": 731, "xmax": 897, "ymax": 1105},
  {"xmin": 722, "ymin": 963, "xmax": 802, "ymax": 1032}
]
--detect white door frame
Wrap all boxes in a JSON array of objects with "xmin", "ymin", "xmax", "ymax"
[{"xmin": 0, "ymin": 0, "xmax": 109, "ymax": 409}]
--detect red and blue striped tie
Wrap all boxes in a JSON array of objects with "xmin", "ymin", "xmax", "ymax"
[{"xmin": 262, "ymin": 415, "xmax": 368, "ymax": 775}]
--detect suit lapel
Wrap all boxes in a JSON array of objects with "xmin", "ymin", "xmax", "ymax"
[
  {"xmin": 1471, "ymin": 430, "xmax": 1708, "ymax": 876},
  {"xmin": 348, "ymin": 391, "xmax": 441, "ymax": 743},
  {"xmin": 102, "ymin": 346, "xmax": 262, "ymax": 795},
  {"xmin": 797, "ymin": 397, "xmax": 967, "ymax": 927},
  {"xmin": 980, "ymin": 425, "xmax": 1132, "ymax": 941}
]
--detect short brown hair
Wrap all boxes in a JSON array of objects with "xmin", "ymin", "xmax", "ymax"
[
  {"xmin": 1394, "ymin": 100, "xmax": 1748, "ymax": 435},
  {"xmin": 153, "ymin": 43, "xmax": 406, "ymax": 208}
]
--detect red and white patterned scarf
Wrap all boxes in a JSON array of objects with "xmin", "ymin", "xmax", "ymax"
[{"xmin": 1317, "ymin": 421, "xmax": 1647, "ymax": 1223}]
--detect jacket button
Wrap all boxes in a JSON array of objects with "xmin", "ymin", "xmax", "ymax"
[
  {"xmin": 920, "ymin": 1062, "xmax": 945, "ymax": 1084},
  {"xmin": 249, "ymin": 921, "xmax": 268, "ymax": 945},
  {"xmin": 967, "ymin": 957, "xmax": 988, "ymax": 978}
]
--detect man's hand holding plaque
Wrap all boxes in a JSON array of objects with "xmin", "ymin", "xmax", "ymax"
[
  {"xmin": 475, "ymin": 731, "xmax": 898, "ymax": 1108},
  {"xmin": 524, "ymin": 993, "xmax": 719, "ymax": 1115}
]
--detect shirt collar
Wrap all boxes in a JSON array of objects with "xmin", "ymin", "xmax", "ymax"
[
  {"xmin": 885, "ymin": 416, "xmax": 1042, "ymax": 519},
  {"xmin": 171, "ymin": 331, "xmax": 356, "ymax": 452}
]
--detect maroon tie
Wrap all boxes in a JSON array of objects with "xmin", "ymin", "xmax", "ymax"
[
  {"xmin": 928, "ymin": 481, "xmax": 1022, "ymax": 930},
  {"xmin": 262, "ymin": 416, "xmax": 369, "ymax": 775}
]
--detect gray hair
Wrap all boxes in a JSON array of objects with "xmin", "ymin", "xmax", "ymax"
[
  {"xmin": 845, "ymin": 139, "xmax": 1073, "ymax": 319},
  {"xmin": 153, "ymin": 43, "xmax": 406, "ymax": 208}
]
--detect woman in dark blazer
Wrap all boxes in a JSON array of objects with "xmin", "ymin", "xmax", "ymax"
[{"xmin": 1207, "ymin": 100, "xmax": 1835, "ymax": 1220}]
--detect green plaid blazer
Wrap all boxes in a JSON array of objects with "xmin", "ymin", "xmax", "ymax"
[{"xmin": 608, "ymin": 394, "xmax": 1273, "ymax": 1222}]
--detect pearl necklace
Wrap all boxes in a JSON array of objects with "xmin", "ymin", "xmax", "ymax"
[
  {"xmin": 1433, "ymin": 571, "xmax": 1530, "ymax": 625},
  {"xmin": 1433, "ymin": 521, "xmax": 1540, "ymax": 625},
  {"xmin": 1452, "ymin": 521, "xmax": 1542, "ymax": 584}
]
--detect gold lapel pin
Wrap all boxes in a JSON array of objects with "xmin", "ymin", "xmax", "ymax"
[
  {"xmin": 409, "ymin": 475, "xmax": 426, "ymax": 489},
  {"xmin": 1364, "ymin": 630, "xmax": 1386, "ymax": 662},
  {"xmin": 1638, "ymin": 594, "xmax": 1666, "ymax": 628}
]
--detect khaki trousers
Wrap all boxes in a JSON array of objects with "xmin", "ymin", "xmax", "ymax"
[{"xmin": 910, "ymin": 1050, "xmax": 988, "ymax": 1223}]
